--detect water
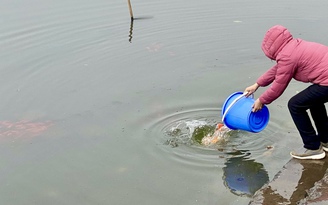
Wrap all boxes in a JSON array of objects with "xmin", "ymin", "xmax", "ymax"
[{"xmin": 1, "ymin": 0, "xmax": 328, "ymax": 204}]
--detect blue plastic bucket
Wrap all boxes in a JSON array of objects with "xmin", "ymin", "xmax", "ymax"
[{"xmin": 221, "ymin": 92, "xmax": 269, "ymax": 133}]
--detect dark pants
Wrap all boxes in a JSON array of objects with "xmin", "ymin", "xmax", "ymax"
[{"xmin": 288, "ymin": 84, "xmax": 328, "ymax": 150}]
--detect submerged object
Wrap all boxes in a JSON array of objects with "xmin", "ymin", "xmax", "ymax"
[{"xmin": 201, "ymin": 123, "xmax": 230, "ymax": 146}]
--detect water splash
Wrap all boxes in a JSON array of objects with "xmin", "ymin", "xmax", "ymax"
[{"xmin": 164, "ymin": 120, "xmax": 231, "ymax": 147}]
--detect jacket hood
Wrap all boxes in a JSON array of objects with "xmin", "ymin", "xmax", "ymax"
[{"xmin": 261, "ymin": 25, "xmax": 293, "ymax": 60}]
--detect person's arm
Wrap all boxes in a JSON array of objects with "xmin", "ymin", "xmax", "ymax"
[
  {"xmin": 245, "ymin": 83, "xmax": 260, "ymax": 97},
  {"xmin": 245, "ymin": 65, "xmax": 278, "ymax": 95},
  {"xmin": 259, "ymin": 60, "xmax": 294, "ymax": 104},
  {"xmin": 257, "ymin": 64, "xmax": 278, "ymax": 87},
  {"xmin": 244, "ymin": 64, "xmax": 278, "ymax": 112}
]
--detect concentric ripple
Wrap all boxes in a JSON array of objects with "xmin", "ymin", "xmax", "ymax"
[{"xmin": 141, "ymin": 106, "xmax": 277, "ymax": 168}]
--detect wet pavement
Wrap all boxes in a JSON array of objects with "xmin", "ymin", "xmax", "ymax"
[{"xmin": 249, "ymin": 156, "xmax": 328, "ymax": 205}]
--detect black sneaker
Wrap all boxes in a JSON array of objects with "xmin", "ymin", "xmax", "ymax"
[{"xmin": 290, "ymin": 147, "xmax": 325, "ymax": 160}]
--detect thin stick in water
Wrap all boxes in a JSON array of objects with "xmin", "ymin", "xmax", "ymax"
[{"xmin": 127, "ymin": 0, "xmax": 134, "ymax": 20}]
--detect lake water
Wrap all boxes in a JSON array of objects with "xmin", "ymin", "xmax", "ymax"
[{"xmin": 1, "ymin": 0, "xmax": 328, "ymax": 204}]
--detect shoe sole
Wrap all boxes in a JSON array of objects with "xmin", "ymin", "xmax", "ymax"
[
  {"xmin": 323, "ymin": 146, "xmax": 328, "ymax": 152},
  {"xmin": 290, "ymin": 152, "xmax": 326, "ymax": 160}
]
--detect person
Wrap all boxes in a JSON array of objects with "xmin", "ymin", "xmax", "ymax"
[{"xmin": 244, "ymin": 25, "xmax": 328, "ymax": 160}]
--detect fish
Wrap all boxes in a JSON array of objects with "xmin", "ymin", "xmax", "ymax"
[
  {"xmin": 201, "ymin": 123, "xmax": 230, "ymax": 146},
  {"xmin": 0, "ymin": 120, "xmax": 53, "ymax": 139}
]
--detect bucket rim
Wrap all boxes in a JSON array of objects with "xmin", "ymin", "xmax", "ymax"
[
  {"xmin": 222, "ymin": 92, "xmax": 244, "ymax": 114},
  {"xmin": 222, "ymin": 92, "xmax": 244, "ymax": 130}
]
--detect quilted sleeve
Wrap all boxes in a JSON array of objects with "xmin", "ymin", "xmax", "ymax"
[
  {"xmin": 258, "ymin": 59, "xmax": 295, "ymax": 104},
  {"xmin": 257, "ymin": 65, "xmax": 278, "ymax": 87}
]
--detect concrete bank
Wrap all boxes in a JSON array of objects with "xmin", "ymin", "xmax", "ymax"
[{"xmin": 249, "ymin": 156, "xmax": 328, "ymax": 205}]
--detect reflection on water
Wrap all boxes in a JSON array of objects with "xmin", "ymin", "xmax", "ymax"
[
  {"xmin": 128, "ymin": 19, "xmax": 133, "ymax": 43},
  {"xmin": 302, "ymin": 168, "xmax": 328, "ymax": 204},
  {"xmin": 250, "ymin": 158, "xmax": 328, "ymax": 204},
  {"xmin": 223, "ymin": 150, "xmax": 269, "ymax": 197},
  {"xmin": 289, "ymin": 160, "xmax": 328, "ymax": 203},
  {"xmin": 127, "ymin": 16, "xmax": 154, "ymax": 43}
]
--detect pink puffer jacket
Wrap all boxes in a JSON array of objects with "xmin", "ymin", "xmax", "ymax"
[{"xmin": 257, "ymin": 25, "xmax": 328, "ymax": 104}]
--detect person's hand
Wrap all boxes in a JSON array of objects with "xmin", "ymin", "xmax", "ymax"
[
  {"xmin": 244, "ymin": 83, "xmax": 259, "ymax": 97},
  {"xmin": 252, "ymin": 98, "xmax": 263, "ymax": 112}
]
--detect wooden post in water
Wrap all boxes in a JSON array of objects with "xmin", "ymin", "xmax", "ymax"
[{"xmin": 127, "ymin": 0, "xmax": 134, "ymax": 20}]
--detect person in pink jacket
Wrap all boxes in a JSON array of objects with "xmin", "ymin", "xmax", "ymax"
[{"xmin": 245, "ymin": 25, "xmax": 328, "ymax": 160}]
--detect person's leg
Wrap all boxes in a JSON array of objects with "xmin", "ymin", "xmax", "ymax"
[
  {"xmin": 288, "ymin": 84, "xmax": 328, "ymax": 150},
  {"xmin": 310, "ymin": 104, "xmax": 328, "ymax": 144}
]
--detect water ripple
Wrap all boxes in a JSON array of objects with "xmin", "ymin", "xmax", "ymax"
[{"xmin": 140, "ymin": 106, "xmax": 279, "ymax": 168}]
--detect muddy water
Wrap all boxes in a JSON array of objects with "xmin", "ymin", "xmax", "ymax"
[{"xmin": 1, "ymin": 0, "xmax": 328, "ymax": 204}]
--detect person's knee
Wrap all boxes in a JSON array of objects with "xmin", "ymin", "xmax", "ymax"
[{"xmin": 288, "ymin": 96, "xmax": 297, "ymax": 112}]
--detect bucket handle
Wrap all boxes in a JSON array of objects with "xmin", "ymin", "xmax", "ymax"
[{"xmin": 221, "ymin": 92, "xmax": 253, "ymax": 123}]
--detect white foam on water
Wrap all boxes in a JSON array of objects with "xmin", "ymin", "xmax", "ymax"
[{"xmin": 185, "ymin": 120, "xmax": 208, "ymax": 135}]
